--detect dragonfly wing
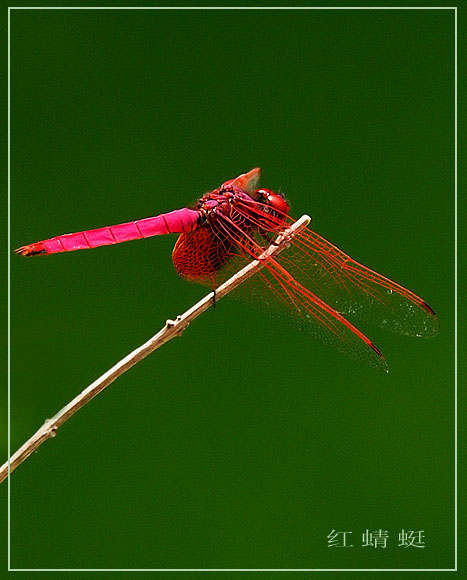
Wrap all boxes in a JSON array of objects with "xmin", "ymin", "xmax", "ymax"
[
  {"xmin": 275, "ymin": 227, "xmax": 439, "ymax": 338},
  {"xmin": 207, "ymin": 215, "xmax": 389, "ymax": 371},
  {"xmin": 172, "ymin": 225, "xmax": 234, "ymax": 286},
  {"xmin": 224, "ymin": 249, "xmax": 389, "ymax": 371}
]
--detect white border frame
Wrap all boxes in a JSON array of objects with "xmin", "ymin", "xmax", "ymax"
[{"xmin": 7, "ymin": 5, "xmax": 458, "ymax": 573}]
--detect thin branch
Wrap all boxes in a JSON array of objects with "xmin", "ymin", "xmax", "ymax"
[{"xmin": 2, "ymin": 215, "xmax": 311, "ymax": 483}]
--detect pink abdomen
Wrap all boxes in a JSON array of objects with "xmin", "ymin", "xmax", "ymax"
[{"xmin": 16, "ymin": 208, "xmax": 201, "ymax": 256}]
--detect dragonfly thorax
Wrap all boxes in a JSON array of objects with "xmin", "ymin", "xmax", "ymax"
[{"xmin": 197, "ymin": 187, "xmax": 253, "ymax": 221}]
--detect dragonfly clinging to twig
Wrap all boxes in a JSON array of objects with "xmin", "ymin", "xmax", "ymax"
[{"xmin": 16, "ymin": 168, "xmax": 438, "ymax": 370}]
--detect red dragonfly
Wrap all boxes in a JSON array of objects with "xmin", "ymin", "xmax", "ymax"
[{"xmin": 16, "ymin": 168, "xmax": 438, "ymax": 371}]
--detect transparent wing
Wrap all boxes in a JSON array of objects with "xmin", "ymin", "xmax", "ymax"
[
  {"xmin": 277, "ymin": 227, "xmax": 439, "ymax": 338},
  {"xmin": 226, "ymin": 251, "xmax": 389, "ymax": 371},
  {"xmin": 210, "ymin": 213, "xmax": 389, "ymax": 371},
  {"xmin": 177, "ymin": 199, "xmax": 437, "ymax": 370},
  {"xmin": 232, "ymin": 200, "xmax": 439, "ymax": 339}
]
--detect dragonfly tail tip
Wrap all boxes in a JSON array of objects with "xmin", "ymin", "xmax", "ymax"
[
  {"xmin": 15, "ymin": 243, "xmax": 47, "ymax": 257},
  {"xmin": 15, "ymin": 246, "xmax": 30, "ymax": 257}
]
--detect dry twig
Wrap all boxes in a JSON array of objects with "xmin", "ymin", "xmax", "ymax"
[{"xmin": 1, "ymin": 215, "xmax": 310, "ymax": 483}]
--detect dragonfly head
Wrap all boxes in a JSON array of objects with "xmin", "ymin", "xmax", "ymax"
[{"xmin": 256, "ymin": 188, "xmax": 290, "ymax": 216}]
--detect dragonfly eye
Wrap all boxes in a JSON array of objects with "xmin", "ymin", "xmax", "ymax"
[{"xmin": 257, "ymin": 189, "xmax": 290, "ymax": 215}]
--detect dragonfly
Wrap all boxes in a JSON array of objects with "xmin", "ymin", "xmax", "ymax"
[{"xmin": 16, "ymin": 168, "xmax": 438, "ymax": 371}]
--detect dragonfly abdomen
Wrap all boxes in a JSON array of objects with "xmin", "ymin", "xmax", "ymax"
[{"xmin": 16, "ymin": 208, "xmax": 201, "ymax": 256}]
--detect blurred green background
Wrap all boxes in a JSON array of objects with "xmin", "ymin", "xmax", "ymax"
[{"xmin": 8, "ymin": 6, "xmax": 454, "ymax": 572}]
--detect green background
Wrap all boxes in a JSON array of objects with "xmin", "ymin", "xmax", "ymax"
[{"xmin": 8, "ymin": 5, "xmax": 455, "ymax": 573}]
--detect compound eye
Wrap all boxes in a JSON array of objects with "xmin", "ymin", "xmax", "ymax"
[{"xmin": 257, "ymin": 189, "xmax": 290, "ymax": 215}]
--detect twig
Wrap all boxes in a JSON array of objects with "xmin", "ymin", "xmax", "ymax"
[{"xmin": 2, "ymin": 215, "xmax": 311, "ymax": 483}]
